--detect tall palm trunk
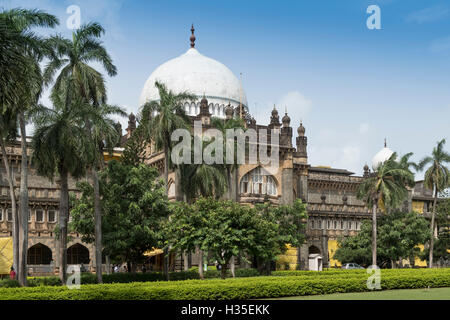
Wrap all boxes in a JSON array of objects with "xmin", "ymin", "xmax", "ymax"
[
  {"xmin": 163, "ymin": 144, "xmax": 169, "ymax": 280},
  {"xmin": 372, "ymin": 202, "xmax": 377, "ymax": 267},
  {"xmin": 429, "ymin": 188, "xmax": 438, "ymax": 268},
  {"xmin": 93, "ymin": 168, "xmax": 103, "ymax": 283},
  {"xmin": 1, "ymin": 140, "xmax": 19, "ymax": 278},
  {"xmin": 58, "ymin": 166, "xmax": 69, "ymax": 284},
  {"xmin": 18, "ymin": 112, "xmax": 28, "ymax": 286}
]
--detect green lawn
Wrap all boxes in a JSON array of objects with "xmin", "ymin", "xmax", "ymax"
[{"xmin": 269, "ymin": 287, "xmax": 450, "ymax": 300}]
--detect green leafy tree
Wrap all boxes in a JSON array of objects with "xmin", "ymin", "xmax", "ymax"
[
  {"xmin": 419, "ymin": 197, "xmax": 450, "ymax": 263},
  {"xmin": 417, "ymin": 139, "xmax": 450, "ymax": 267},
  {"xmin": 357, "ymin": 152, "xmax": 415, "ymax": 266},
  {"xmin": 70, "ymin": 160, "xmax": 170, "ymax": 272},
  {"xmin": 166, "ymin": 198, "xmax": 308, "ymax": 278},
  {"xmin": 334, "ymin": 212, "xmax": 430, "ymax": 268},
  {"xmin": 252, "ymin": 199, "xmax": 308, "ymax": 274}
]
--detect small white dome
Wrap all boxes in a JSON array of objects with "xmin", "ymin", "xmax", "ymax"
[
  {"xmin": 372, "ymin": 147, "xmax": 394, "ymax": 171},
  {"xmin": 139, "ymin": 48, "xmax": 247, "ymax": 118}
]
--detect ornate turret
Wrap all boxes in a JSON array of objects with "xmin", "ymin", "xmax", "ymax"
[
  {"xmin": 295, "ymin": 121, "xmax": 307, "ymax": 158},
  {"xmin": 280, "ymin": 109, "xmax": 292, "ymax": 147},
  {"xmin": 268, "ymin": 105, "xmax": 281, "ymax": 130},
  {"xmin": 225, "ymin": 102, "xmax": 234, "ymax": 120},
  {"xmin": 363, "ymin": 164, "xmax": 370, "ymax": 177},
  {"xmin": 198, "ymin": 94, "xmax": 211, "ymax": 125},
  {"xmin": 297, "ymin": 121, "xmax": 305, "ymax": 136},
  {"xmin": 126, "ymin": 113, "xmax": 136, "ymax": 138},
  {"xmin": 282, "ymin": 108, "xmax": 291, "ymax": 127}
]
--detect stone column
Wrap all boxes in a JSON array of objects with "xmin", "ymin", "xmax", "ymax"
[{"xmin": 281, "ymin": 168, "xmax": 294, "ymax": 205}]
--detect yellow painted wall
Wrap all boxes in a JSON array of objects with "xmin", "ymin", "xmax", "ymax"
[
  {"xmin": 0, "ymin": 237, "xmax": 13, "ymax": 274},
  {"xmin": 414, "ymin": 244, "xmax": 427, "ymax": 267},
  {"xmin": 328, "ymin": 240, "xmax": 342, "ymax": 267},
  {"xmin": 276, "ymin": 244, "xmax": 298, "ymax": 270},
  {"xmin": 103, "ymin": 153, "xmax": 122, "ymax": 162},
  {"xmin": 412, "ymin": 201, "xmax": 424, "ymax": 214}
]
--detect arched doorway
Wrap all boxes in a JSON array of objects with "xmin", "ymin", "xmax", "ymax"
[
  {"xmin": 27, "ymin": 243, "xmax": 52, "ymax": 265},
  {"xmin": 308, "ymin": 245, "xmax": 321, "ymax": 255},
  {"xmin": 67, "ymin": 243, "xmax": 90, "ymax": 264},
  {"xmin": 308, "ymin": 245, "xmax": 322, "ymax": 271}
]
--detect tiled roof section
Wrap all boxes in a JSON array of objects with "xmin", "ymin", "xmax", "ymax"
[{"xmin": 309, "ymin": 166, "xmax": 355, "ymax": 176}]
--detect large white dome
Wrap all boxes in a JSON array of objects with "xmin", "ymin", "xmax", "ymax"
[
  {"xmin": 372, "ymin": 146, "xmax": 394, "ymax": 171},
  {"xmin": 139, "ymin": 47, "xmax": 247, "ymax": 118}
]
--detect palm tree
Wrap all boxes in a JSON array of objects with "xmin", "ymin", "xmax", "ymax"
[
  {"xmin": 177, "ymin": 135, "xmax": 228, "ymax": 278},
  {"xmin": 31, "ymin": 97, "xmax": 90, "ymax": 284},
  {"xmin": 211, "ymin": 116, "xmax": 245, "ymax": 201},
  {"xmin": 0, "ymin": 8, "xmax": 58, "ymax": 286},
  {"xmin": 417, "ymin": 139, "xmax": 450, "ymax": 268},
  {"xmin": 357, "ymin": 153, "xmax": 415, "ymax": 266},
  {"xmin": 140, "ymin": 81, "xmax": 196, "ymax": 279},
  {"xmin": 44, "ymin": 22, "xmax": 117, "ymax": 283},
  {"xmin": 43, "ymin": 22, "xmax": 116, "ymax": 106}
]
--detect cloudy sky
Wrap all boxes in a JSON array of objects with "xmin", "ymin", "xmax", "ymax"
[{"xmin": 2, "ymin": 0, "xmax": 450, "ymax": 177}]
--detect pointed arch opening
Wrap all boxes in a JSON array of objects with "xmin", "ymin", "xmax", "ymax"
[
  {"xmin": 27, "ymin": 243, "xmax": 52, "ymax": 265},
  {"xmin": 240, "ymin": 167, "xmax": 278, "ymax": 196},
  {"xmin": 67, "ymin": 243, "xmax": 90, "ymax": 265}
]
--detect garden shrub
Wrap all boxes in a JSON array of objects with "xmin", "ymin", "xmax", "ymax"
[
  {"xmin": 0, "ymin": 268, "xmax": 448, "ymax": 300},
  {"xmin": 0, "ymin": 279, "xmax": 20, "ymax": 288}
]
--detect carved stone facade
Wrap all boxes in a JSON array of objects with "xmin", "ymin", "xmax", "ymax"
[{"xmin": 0, "ymin": 109, "xmax": 438, "ymax": 273}]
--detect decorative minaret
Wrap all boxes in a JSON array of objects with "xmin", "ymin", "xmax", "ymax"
[
  {"xmin": 198, "ymin": 94, "xmax": 211, "ymax": 125},
  {"xmin": 295, "ymin": 121, "xmax": 307, "ymax": 158},
  {"xmin": 190, "ymin": 24, "xmax": 196, "ymax": 48},
  {"xmin": 363, "ymin": 164, "xmax": 370, "ymax": 177},
  {"xmin": 126, "ymin": 113, "xmax": 136, "ymax": 138},
  {"xmin": 280, "ymin": 109, "xmax": 292, "ymax": 147},
  {"xmin": 268, "ymin": 105, "xmax": 281, "ymax": 130},
  {"xmin": 225, "ymin": 102, "xmax": 234, "ymax": 120}
]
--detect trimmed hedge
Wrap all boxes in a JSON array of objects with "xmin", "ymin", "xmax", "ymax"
[
  {"xmin": 23, "ymin": 268, "xmax": 260, "ymax": 287},
  {"xmin": 0, "ymin": 268, "xmax": 448, "ymax": 300}
]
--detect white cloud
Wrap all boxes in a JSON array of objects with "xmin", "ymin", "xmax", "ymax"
[
  {"xmin": 309, "ymin": 144, "xmax": 362, "ymax": 174},
  {"xmin": 406, "ymin": 5, "xmax": 449, "ymax": 24},
  {"xmin": 359, "ymin": 122, "xmax": 370, "ymax": 135},
  {"xmin": 277, "ymin": 91, "xmax": 312, "ymax": 119}
]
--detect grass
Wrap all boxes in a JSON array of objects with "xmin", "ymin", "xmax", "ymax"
[{"xmin": 269, "ymin": 287, "xmax": 450, "ymax": 300}]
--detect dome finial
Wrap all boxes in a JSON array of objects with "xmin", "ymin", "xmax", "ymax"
[
  {"xmin": 384, "ymin": 138, "xmax": 387, "ymax": 148},
  {"xmin": 190, "ymin": 24, "xmax": 196, "ymax": 48}
]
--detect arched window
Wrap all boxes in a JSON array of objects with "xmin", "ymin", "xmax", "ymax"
[
  {"xmin": 6, "ymin": 208, "xmax": 12, "ymax": 222},
  {"xmin": 27, "ymin": 243, "xmax": 52, "ymax": 265},
  {"xmin": 67, "ymin": 243, "xmax": 90, "ymax": 264},
  {"xmin": 0, "ymin": 208, "xmax": 2, "ymax": 221},
  {"xmin": 240, "ymin": 167, "xmax": 277, "ymax": 196},
  {"xmin": 28, "ymin": 209, "xmax": 32, "ymax": 222}
]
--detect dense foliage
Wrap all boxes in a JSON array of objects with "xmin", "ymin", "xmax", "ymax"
[
  {"xmin": 70, "ymin": 160, "xmax": 171, "ymax": 269},
  {"xmin": 165, "ymin": 198, "xmax": 308, "ymax": 277},
  {"xmin": 334, "ymin": 211, "xmax": 430, "ymax": 267}
]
